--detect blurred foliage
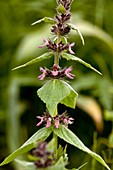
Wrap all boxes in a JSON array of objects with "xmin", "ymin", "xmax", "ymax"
[{"xmin": 0, "ymin": 0, "xmax": 113, "ymax": 170}]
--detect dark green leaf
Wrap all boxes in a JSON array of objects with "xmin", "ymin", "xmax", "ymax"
[
  {"xmin": 62, "ymin": 53, "xmax": 102, "ymax": 75},
  {"xmin": 57, "ymin": 4, "xmax": 66, "ymax": 14},
  {"xmin": 0, "ymin": 127, "xmax": 52, "ymax": 166},
  {"xmin": 32, "ymin": 17, "xmax": 56, "ymax": 25},
  {"xmin": 67, "ymin": 23, "xmax": 85, "ymax": 45},
  {"xmin": 54, "ymin": 125, "xmax": 110, "ymax": 170},
  {"xmin": 12, "ymin": 52, "xmax": 53, "ymax": 70},
  {"xmin": 37, "ymin": 79, "xmax": 78, "ymax": 116}
]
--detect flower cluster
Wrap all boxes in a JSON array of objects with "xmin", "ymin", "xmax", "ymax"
[
  {"xmin": 36, "ymin": 110, "xmax": 74, "ymax": 128},
  {"xmin": 38, "ymin": 64, "xmax": 75, "ymax": 80},
  {"xmin": 32, "ymin": 142, "xmax": 54, "ymax": 168},
  {"xmin": 39, "ymin": 38, "xmax": 75, "ymax": 54}
]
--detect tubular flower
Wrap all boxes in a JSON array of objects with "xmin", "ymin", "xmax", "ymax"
[
  {"xmin": 64, "ymin": 66, "xmax": 75, "ymax": 79},
  {"xmin": 38, "ymin": 64, "xmax": 75, "ymax": 80},
  {"xmin": 36, "ymin": 111, "xmax": 52, "ymax": 128}
]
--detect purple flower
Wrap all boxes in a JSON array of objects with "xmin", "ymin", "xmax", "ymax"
[
  {"xmin": 38, "ymin": 67, "xmax": 47, "ymax": 80},
  {"xmin": 54, "ymin": 117, "xmax": 60, "ymax": 128},
  {"xmin": 68, "ymin": 42, "xmax": 75, "ymax": 54},
  {"xmin": 36, "ymin": 116, "xmax": 44, "ymax": 126},
  {"xmin": 64, "ymin": 66, "xmax": 75, "ymax": 79},
  {"xmin": 46, "ymin": 117, "xmax": 52, "ymax": 128},
  {"xmin": 36, "ymin": 111, "xmax": 52, "ymax": 128},
  {"xmin": 39, "ymin": 38, "xmax": 49, "ymax": 48}
]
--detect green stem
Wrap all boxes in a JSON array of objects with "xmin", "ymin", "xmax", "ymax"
[
  {"xmin": 53, "ymin": 132, "xmax": 58, "ymax": 152},
  {"xmin": 54, "ymin": 33, "xmax": 61, "ymax": 66},
  {"xmin": 54, "ymin": 51, "xmax": 60, "ymax": 66}
]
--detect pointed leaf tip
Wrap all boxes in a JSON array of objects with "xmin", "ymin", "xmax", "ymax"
[
  {"xmin": 12, "ymin": 52, "xmax": 53, "ymax": 71},
  {"xmin": 31, "ymin": 17, "xmax": 56, "ymax": 25},
  {"xmin": 0, "ymin": 127, "xmax": 52, "ymax": 166},
  {"xmin": 54, "ymin": 125, "xmax": 110, "ymax": 170},
  {"xmin": 62, "ymin": 53, "xmax": 102, "ymax": 75},
  {"xmin": 67, "ymin": 23, "xmax": 85, "ymax": 45}
]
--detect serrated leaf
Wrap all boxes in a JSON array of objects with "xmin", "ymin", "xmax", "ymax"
[
  {"xmin": 32, "ymin": 17, "xmax": 56, "ymax": 25},
  {"xmin": 62, "ymin": 53, "xmax": 102, "ymax": 75},
  {"xmin": 67, "ymin": 23, "xmax": 85, "ymax": 45},
  {"xmin": 54, "ymin": 125, "xmax": 110, "ymax": 170},
  {"xmin": 37, "ymin": 79, "xmax": 78, "ymax": 116},
  {"xmin": 57, "ymin": 4, "xmax": 66, "ymax": 14},
  {"xmin": 12, "ymin": 52, "xmax": 53, "ymax": 71},
  {"xmin": 0, "ymin": 127, "xmax": 52, "ymax": 166}
]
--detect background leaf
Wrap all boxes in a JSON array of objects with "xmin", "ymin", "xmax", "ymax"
[
  {"xmin": 0, "ymin": 127, "xmax": 52, "ymax": 166},
  {"xmin": 54, "ymin": 125, "xmax": 110, "ymax": 170},
  {"xmin": 37, "ymin": 79, "xmax": 78, "ymax": 116},
  {"xmin": 62, "ymin": 53, "xmax": 102, "ymax": 75}
]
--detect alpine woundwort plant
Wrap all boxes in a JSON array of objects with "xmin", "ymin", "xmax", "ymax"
[{"xmin": 0, "ymin": 0, "xmax": 111, "ymax": 170}]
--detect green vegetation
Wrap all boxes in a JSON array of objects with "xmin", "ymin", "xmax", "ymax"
[{"xmin": 0, "ymin": 0, "xmax": 113, "ymax": 170}]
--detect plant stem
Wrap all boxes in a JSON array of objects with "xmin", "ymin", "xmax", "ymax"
[
  {"xmin": 54, "ymin": 33, "xmax": 61, "ymax": 66},
  {"xmin": 53, "ymin": 132, "xmax": 58, "ymax": 152}
]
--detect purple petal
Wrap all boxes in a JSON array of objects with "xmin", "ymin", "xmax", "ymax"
[
  {"xmin": 38, "ymin": 74, "xmax": 46, "ymax": 80},
  {"xmin": 52, "ymin": 70, "xmax": 59, "ymax": 76},
  {"xmin": 36, "ymin": 116, "xmax": 44, "ymax": 126},
  {"xmin": 38, "ymin": 38, "xmax": 49, "ymax": 48},
  {"xmin": 65, "ymin": 66, "xmax": 75, "ymax": 79},
  {"xmin": 54, "ymin": 118, "xmax": 59, "ymax": 129},
  {"xmin": 69, "ymin": 43, "xmax": 75, "ymax": 54},
  {"xmin": 46, "ymin": 118, "xmax": 52, "ymax": 128}
]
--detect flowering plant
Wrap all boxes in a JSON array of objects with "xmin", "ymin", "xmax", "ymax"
[{"xmin": 0, "ymin": 0, "xmax": 110, "ymax": 170}]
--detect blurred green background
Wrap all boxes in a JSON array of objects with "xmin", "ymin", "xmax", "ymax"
[{"xmin": 0, "ymin": 0, "xmax": 113, "ymax": 169}]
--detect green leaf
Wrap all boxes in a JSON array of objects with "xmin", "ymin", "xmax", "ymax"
[
  {"xmin": 67, "ymin": 23, "xmax": 85, "ymax": 45},
  {"xmin": 49, "ymin": 156, "xmax": 66, "ymax": 170},
  {"xmin": 0, "ymin": 127, "xmax": 52, "ymax": 166},
  {"xmin": 57, "ymin": 4, "xmax": 66, "ymax": 14},
  {"xmin": 15, "ymin": 156, "xmax": 66, "ymax": 170},
  {"xmin": 37, "ymin": 79, "xmax": 78, "ymax": 116},
  {"xmin": 61, "ymin": 81, "xmax": 78, "ymax": 108},
  {"xmin": 62, "ymin": 53, "xmax": 102, "ymax": 75},
  {"xmin": 54, "ymin": 125, "xmax": 110, "ymax": 170},
  {"xmin": 12, "ymin": 52, "xmax": 53, "ymax": 71},
  {"xmin": 31, "ymin": 17, "xmax": 56, "ymax": 25},
  {"xmin": 15, "ymin": 159, "xmax": 37, "ymax": 170}
]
